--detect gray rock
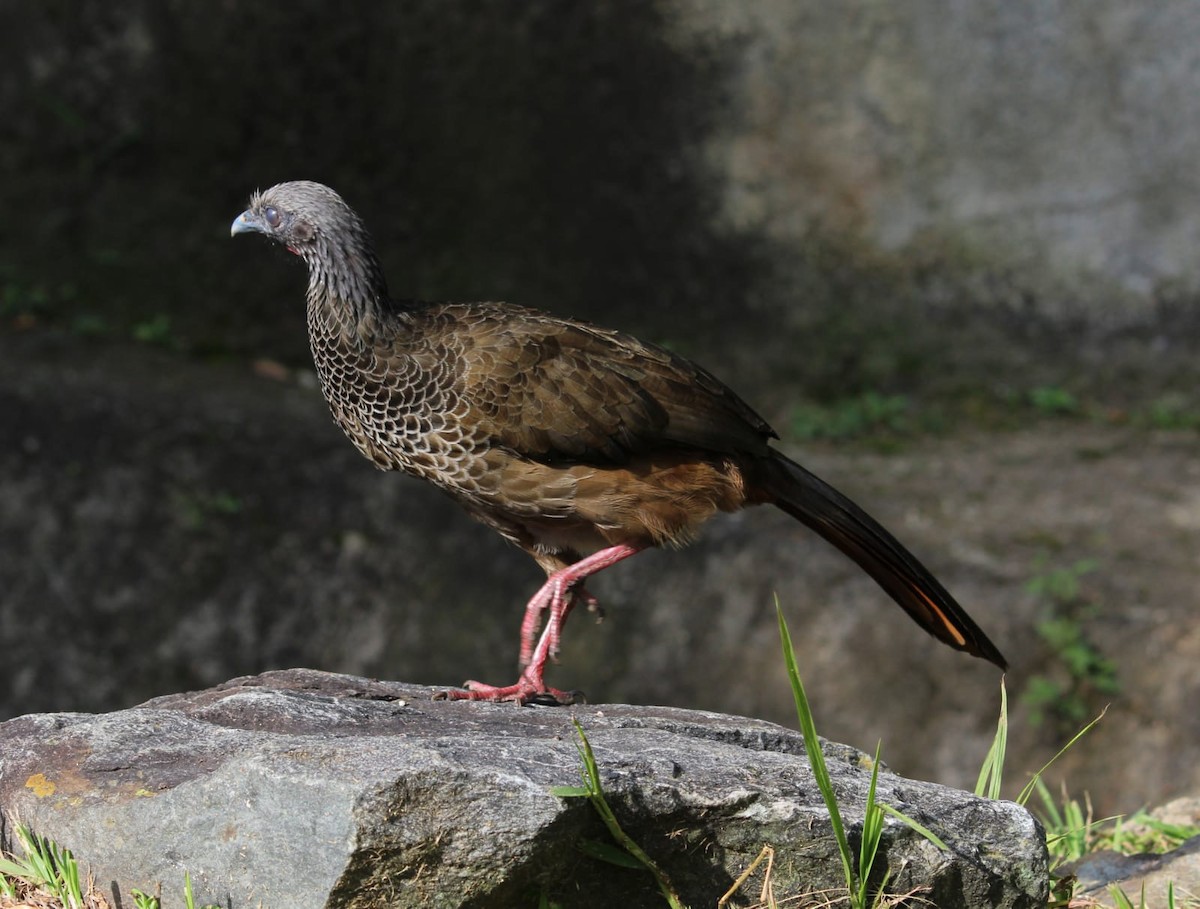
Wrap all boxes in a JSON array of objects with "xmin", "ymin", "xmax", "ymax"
[{"xmin": 0, "ymin": 669, "xmax": 1046, "ymax": 909}]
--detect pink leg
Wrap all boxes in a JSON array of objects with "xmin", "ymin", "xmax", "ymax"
[
  {"xmin": 436, "ymin": 543, "xmax": 643, "ymax": 704},
  {"xmin": 519, "ymin": 584, "xmax": 600, "ymax": 668}
]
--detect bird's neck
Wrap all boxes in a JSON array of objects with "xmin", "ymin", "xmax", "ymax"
[{"xmin": 304, "ymin": 234, "xmax": 398, "ymax": 348}]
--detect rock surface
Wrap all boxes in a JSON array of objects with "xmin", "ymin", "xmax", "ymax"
[{"xmin": 0, "ymin": 669, "xmax": 1047, "ymax": 909}]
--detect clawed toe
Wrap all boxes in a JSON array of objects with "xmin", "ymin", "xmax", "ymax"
[{"xmin": 432, "ymin": 678, "xmax": 581, "ymax": 706}]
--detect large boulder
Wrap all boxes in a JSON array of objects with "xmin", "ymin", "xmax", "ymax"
[{"xmin": 0, "ymin": 669, "xmax": 1047, "ymax": 909}]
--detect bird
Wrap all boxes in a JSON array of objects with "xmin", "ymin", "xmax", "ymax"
[{"xmin": 231, "ymin": 180, "xmax": 1006, "ymax": 704}]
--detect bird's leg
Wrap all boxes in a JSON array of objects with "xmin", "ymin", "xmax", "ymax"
[
  {"xmin": 437, "ymin": 543, "xmax": 643, "ymax": 704},
  {"xmin": 518, "ymin": 584, "xmax": 600, "ymax": 667},
  {"xmin": 525, "ymin": 544, "xmax": 641, "ymax": 665},
  {"xmin": 542, "ymin": 585, "xmax": 577, "ymax": 665},
  {"xmin": 518, "ymin": 584, "xmax": 554, "ymax": 669}
]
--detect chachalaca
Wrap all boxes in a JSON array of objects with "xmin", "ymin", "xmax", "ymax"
[{"xmin": 231, "ymin": 180, "xmax": 1006, "ymax": 704}]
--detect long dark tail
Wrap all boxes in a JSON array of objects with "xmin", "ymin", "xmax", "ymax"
[{"xmin": 757, "ymin": 452, "xmax": 1006, "ymax": 670}]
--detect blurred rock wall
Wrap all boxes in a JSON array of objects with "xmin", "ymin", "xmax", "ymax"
[
  {"xmin": 673, "ymin": 2, "xmax": 1200, "ymax": 319},
  {"xmin": 3, "ymin": 2, "xmax": 1198, "ymax": 395}
]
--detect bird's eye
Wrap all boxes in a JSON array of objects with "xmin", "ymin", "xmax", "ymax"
[{"xmin": 264, "ymin": 206, "xmax": 282, "ymax": 229}]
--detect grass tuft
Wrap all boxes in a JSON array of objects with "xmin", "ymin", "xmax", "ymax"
[
  {"xmin": 552, "ymin": 720, "xmax": 686, "ymax": 909},
  {"xmin": 776, "ymin": 599, "xmax": 945, "ymax": 908},
  {"xmin": 0, "ymin": 816, "xmax": 218, "ymax": 909},
  {"xmin": 0, "ymin": 820, "xmax": 87, "ymax": 909}
]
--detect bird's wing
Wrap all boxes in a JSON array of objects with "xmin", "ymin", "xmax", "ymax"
[{"xmin": 434, "ymin": 304, "xmax": 776, "ymax": 464}]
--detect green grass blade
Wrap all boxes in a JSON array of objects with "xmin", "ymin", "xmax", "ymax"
[
  {"xmin": 0, "ymin": 857, "xmax": 33, "ymax": 880},
  {"xmin": 1033, "ymin": 777, "xmax": 1065, "ymax": 831},
  {"xmin": 1107, "ymin": 881, "xmax": 1144, "ymax": 909},
  {"xmin": 13, "ymin": 825, "xmax": 54, "ymax": 890},
  {"xmin": 854, "ymin": 742, "xmax": 885, "ymax": 908},
  {"xmin": 776, "ymin": 601, "xmax": 855, "ymax": 900},
  {"xmin": 550, "ymin": 785, "xmax": 591, "ymax": 798},
  {"xmin": 1016, "ymin": 706, "xmax": 1107, "ymax": 806},
  {"xmin": 576, "ymin": 838, "xmax": 651, "ymax": 869},
  {"xmin": 877, "ymin": 803, "xmax": 949, "ymax": 852},
  {"xmin": 61, "ymin": 847, "xmax": 83, "ymax": 908},
  {"xmin": 184, "ymin": 870, "xmax": 194, "ymax": 909},
  {"xmin": 974, "ymin": 677, "xmax": 1008, "ymax": 799}
]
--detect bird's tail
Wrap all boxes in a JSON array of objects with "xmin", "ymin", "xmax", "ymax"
[{"xmin": 755, "ymin": 452, "xmax": 1006, "ymax": 669}]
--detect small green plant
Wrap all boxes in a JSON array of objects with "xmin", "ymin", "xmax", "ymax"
[
  {"xmin": 1107, "ymin": 880, "xmax": 1190, "ymax": 909},
  {"xmin": 131, "ymin": 871, "xmax": 218, "ymax": 909},
  {"xmin": 972, "ymin": 678, "xmax": 1109, "ymax": 905},
  {"xmin": 132, "ymin": 313, "xmax": 176, "ymax": 346},
  {"xmin": 1022, "ymin": 556, "xmax": 1119, "ymax": 731},
  {"xmin": 777, "ymin": 602, "xmax": 872, "ymax": 905},
  {"xmin": 0, "ymin": 273, "xmax": 77, "ymax": 320},
  {"xmin": 1032, "ymin": 774, "xmax": 1200, "ymax": 870},
  {"xmin": 70, "ymin": 313, "xmax": 111, "ymax": 337},
  {"xmin": 1139, "ymin": 394, "xmax": 1200, "ymax": 431},
  {"xmin": 1028, "ymin": 385, "xmax": 1080, "ymax": 416},
  {"xmin": 172, "ymin": 489, "xmax": 243, "ymax": 530},
  {"xmin": 552, "ymin": 721, "xmax": 685, "ymax": 909},
  {"xmin": 1101, "ymin": 811, "xmax": 1200, "ymax": 856},
  {"xmin": 1031, "ymin": 778, "xmax": 1110, "ymax": 865},
  {"xmin": 0, "ymin": 820, "xmax": 86, "ymax": 908},
  {"xmin": 974, "ymin": 673, "xmax": 1009, "ymax": 801},
  {"xmin": 978, "ymin": 698, "xmax": 1200, "ymax": 905},
  {"xmin": 789, "ymin": 391, "xmax": 913, "ymax": 442},
  {"xmin": 0, "ymin": 817, "xmax": 219, "ymax": 909},
  {"xmin": 1024, "ymin": 556, "xmax": 1097, "ymax": 603},
  {"xmin": 1108, "ymin": 881, "xmax": 1146, "ymax": 909}
]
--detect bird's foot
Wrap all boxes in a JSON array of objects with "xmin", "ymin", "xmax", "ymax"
[{"xmin": 433, "ymin": 673, "xmax": 583, "ymax": 706}]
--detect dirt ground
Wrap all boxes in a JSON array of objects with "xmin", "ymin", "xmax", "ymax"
[{"xmin": 1, "ymin": 327, "xmax": 1198, "ymax": 817}]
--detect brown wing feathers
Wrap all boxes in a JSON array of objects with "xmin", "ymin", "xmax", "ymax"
[{"xmin": 454, "ymin": 312, "xmax": 773, "ymax": 464}]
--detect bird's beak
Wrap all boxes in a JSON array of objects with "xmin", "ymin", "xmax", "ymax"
[{"xmin": 230, "ymin": 210, "xmax": 264, "ymax": 237}]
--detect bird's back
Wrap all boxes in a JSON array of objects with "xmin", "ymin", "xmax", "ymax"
[{"xmin": 309, "ymin": 296, "xmax": 776, "ymax": 473}]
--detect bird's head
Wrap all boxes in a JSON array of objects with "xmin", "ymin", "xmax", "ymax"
[
  {"xmin": 231, "ymin": 181, "xmax": 387, "ymax": 304},
  {"xmin": 230, "ymin": 180, "xmax": 358, "ymax": 259}
]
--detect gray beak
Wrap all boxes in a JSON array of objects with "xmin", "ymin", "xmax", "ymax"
[{"xmin": 230, "ymin": 210, "xmax": 264, "ymax": 237}]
